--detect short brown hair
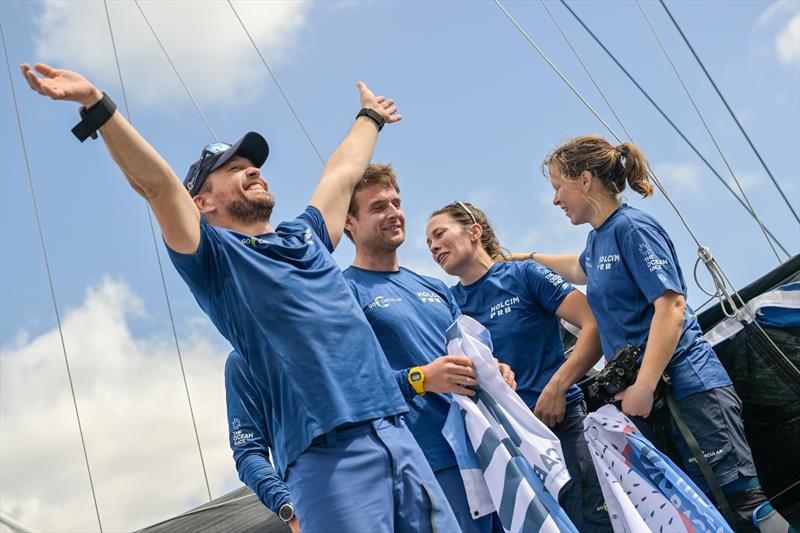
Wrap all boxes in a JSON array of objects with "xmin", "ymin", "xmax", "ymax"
[{"xmin": 344, "ymin": 163, "xmax": 400, "ymax": 240}]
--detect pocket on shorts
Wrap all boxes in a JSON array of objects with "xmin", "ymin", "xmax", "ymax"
[{"xmin": 674, "ymin": 391, "xmax": 735, "ymax": 483}]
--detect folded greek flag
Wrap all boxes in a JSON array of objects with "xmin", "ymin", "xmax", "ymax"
[
  {"xmin": 584, "ymin": 405, "xmax": 732, "ymax": 533},
  {"xmin": 442, "ymin": 315, "xmax": 576, "ymax": 533}
]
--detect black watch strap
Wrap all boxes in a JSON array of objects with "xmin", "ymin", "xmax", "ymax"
[
  {"xmin": 356, "ymin": 107, "xmax": 384, "ymax": 131},
  {"xmin": 72, "ymin": 92, "xmax": 117, "ymax": 142}
]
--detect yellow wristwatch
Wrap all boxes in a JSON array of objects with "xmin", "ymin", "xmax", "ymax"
[{"xmin": 408, "ymin": 366, "xmax": 426, "ymax": 396}]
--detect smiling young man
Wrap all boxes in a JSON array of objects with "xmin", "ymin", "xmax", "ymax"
[
  {"xmin": 342, "ymin": 164, "xmax": 516, "ymax": 533},
  {"xmin": 22, "ymin": 63, "xmax": 460, "ymax": 532}
]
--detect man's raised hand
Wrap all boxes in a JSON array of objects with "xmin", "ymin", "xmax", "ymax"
[
  {"xmin": 356, "ymin": 81, "xmax": 401, "ymax": 125},
  {"xmin": 21, "ymin": 63, "xmax": 103, "ymax": 108}
]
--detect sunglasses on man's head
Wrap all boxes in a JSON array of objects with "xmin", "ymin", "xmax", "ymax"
[{"xmin": 186, "ymin": 142, "xmax": 232, "ymax": 195}]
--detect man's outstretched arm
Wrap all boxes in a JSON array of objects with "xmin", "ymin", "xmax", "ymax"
[
  {"xmin": 21, "ymin": 63, "xmax": 200, "ymax": 254},
  {"xmin": 309, "ymin": 81, "xmax": 401, "ymax": 248}
]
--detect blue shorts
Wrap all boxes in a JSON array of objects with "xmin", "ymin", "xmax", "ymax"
[
  {"xmin": 635, "ymin": 385, "xmax": 758, "ymax": 494},
  {"xmin": 285, "ymin": 416, "xmax": 460, "ymax": 533}
]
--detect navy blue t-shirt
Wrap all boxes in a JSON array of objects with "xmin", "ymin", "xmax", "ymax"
[
  {"xmin": 451, "ymin": 260, "xmax": 583, "ymax": 410},
  {"xmin": 579, "ymin": 205, "xmax": 731, "ymax": 400},
  {"xmin": 343, "ymin": 266, "xmax": 460, "ymax": 472},
  {"xmin": 225, "ymin": 350, "xmax": 290, "ymax": 512},
  {"xmin": 168, "ymin": 206, "xmax": 407, "ymax": 475}
]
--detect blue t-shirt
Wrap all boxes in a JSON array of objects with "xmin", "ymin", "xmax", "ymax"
[
  {"xmin": 168, "ymin": 206, "xmax": 407, "ymax": 475},
  {"xmin": 450, "ymin": 260, "xmax": 583, "ymax": 410},
  {"xmin": 579, "ymin": 205, "xmax": 732, "ymax": 400},
  {"xmin": 225, "ymin": 350, "xmax": 291, "ymax": 512},
  {"xmin": 343, "ymin": 266, "xmax": 460, "ymax": 472}
]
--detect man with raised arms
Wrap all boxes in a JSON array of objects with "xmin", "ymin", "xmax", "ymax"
[
  {"xmin": 341, "ymin": 164, "xmax": 516, "ymax": 532},
  {"xmin": 22, "ymin": 63, "xmax": 459, "ymax": 532}
]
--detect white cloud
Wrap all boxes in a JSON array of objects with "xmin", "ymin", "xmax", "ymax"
[
  {"xmin": 757, "ymin": 0, "xmax": 797, "ymax": 27},
  {"xmin": 0, "ymin": 278, "xmax": 235, "ymax": 531},
  {"xmin": 757, "ymin": 1, "xmax": 800, "ymax": 67},
  {"xmin": 727, "ymin": 170, "xmax": 764, "ymax": 192},
  {"xmin": 34, "ymin": 0, "xmax": 311, "ymax": 107},
  {"xmin": 776, "ymin": 14, "xmax": 800, "ymax": 67},
  {"xmin": 652, "ymin": 162, "xmax": 701, "ymax": 194}
]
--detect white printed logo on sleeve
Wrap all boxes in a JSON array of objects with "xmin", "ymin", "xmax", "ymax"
[
  {"xmin": 231, "ymin": 417, "xmax": 255, "ymax": 446},
  {"xmin": 534, "ymin": 263, "xmax": 567, "ymax": 286},
  {"xmin": 638, "ymin": 241, "xmax": 669, "ymax": 272}
]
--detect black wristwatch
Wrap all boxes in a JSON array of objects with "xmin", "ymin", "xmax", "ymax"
[
  {"xmin": 356, "ymin": 107, "xmax": 384, "ymax": 131},
  {"xmin": 72, "ymin": 92, "xmax": 117, "ymax": 142},
  {"xmin": 278, "ymin": 502, "xmax": 295, "ymax": 523}
]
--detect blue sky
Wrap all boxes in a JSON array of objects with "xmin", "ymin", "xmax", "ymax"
[{"xmin": 1, "ymin": 0, "xmax": 798, "ymax": 530}]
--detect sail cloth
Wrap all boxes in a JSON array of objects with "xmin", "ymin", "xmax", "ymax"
[
  {"xmin": 442, "ymin": 315, "xmax": 576, "ymax": 533},
  {"xmin": 703, "ymin": 282, "xmax": 800, "ymax": 347},
  {"xmin": 584, "ymin": 404, "xmax": 732, "ymax": 533}
]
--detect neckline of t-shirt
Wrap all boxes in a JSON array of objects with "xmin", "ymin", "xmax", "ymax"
[
  {"xmin": 458, "ymin": 261, "xmax": 501, "ymax": 289},
  {"xmin": 596, "ymin": 203, "xmax": 628, "ymax": 232},
  {"xmin": 347, "ymin": 264, "xmax": 403, "ymax": 275}
]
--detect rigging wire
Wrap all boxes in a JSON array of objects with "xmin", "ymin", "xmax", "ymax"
[
  {"xmin": 537, "ymin": 0, "xmax": 742, "ymax": 318},
  {"xmin": 103, "ymin": 0, "xmax": 213, "ymax": 503},
  {"xmin": 557, "ymin": 0, "xmax": 790, "ymax": 258},
  {"xmin": 634, "ymin": 0, "xmax": 783, "ymax": 263},
  {"xmin": 499, "ymin": 0, "xmax": 798, "ymax": 371},
  {"xmin": 494, "ymin": 0, "xmax": 709, "ymax": 255},
  {"xmin": 133, "ymin": 0, "xmax": 218, "ymax": 141},
  {"xmin": 659, "ymin": 0, "xmax": 800, "ymax": 225},
  {"xmin": 226, "ymin": 0, "xmax": 326, "ymax": 166},
  {"xmin": 0, "ymin": 21, "xmax": 104, "ymax": 533}
]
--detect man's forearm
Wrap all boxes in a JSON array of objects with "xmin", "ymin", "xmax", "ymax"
[
  {"xmin": 237, "ymin": 453, "xmax": 292, "ymax": 513},
  {"xmin": 98, "ymin": 112, "xmax": 182, "ymax": 201}
]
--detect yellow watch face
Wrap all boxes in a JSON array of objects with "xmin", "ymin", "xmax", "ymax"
[{"xmin": 408, "ymin": 367, "xmax": 425, "ymax": 395}]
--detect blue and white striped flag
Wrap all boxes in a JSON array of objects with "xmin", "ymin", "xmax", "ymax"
[
  {"xmin": 584, "ymin": 405, "xmax": 733, "ymax": 533},
  {"xmin": 442, "ymin": 315, "xmax": 577, "ymax": 533}
]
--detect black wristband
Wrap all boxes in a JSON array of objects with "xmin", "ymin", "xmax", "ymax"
[
  {"xmin": 356, "ymin": 107, "xmax": 384, "ymax": 132},
  {"xmin": 72, "ymin": 92, "xmax": 117, "ymax": 142}
]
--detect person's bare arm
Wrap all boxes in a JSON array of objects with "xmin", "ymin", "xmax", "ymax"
[
  {"xmin": 534, "ymin": 291, "xmax": 602, "ymax": 426},
  {"xmin": 21, "ymin": 63, "xmax": 200, "ymax": 253},
  {"xmin": 616, "ymin": 290, "xmax": 684, "ymax": 418},
  {"xmin": 506, "ymin": 252, "xmax": 587, "ymax": 285},
  {"xmin": 309, "ymin": 81, "xmax": 401, "ymax": 248}
]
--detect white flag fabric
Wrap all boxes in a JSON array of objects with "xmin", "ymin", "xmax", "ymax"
[
  {"xmin": 584, "ymin": 404, "xmax": 733, "ymax": 533},
  {"xmin": 442, "ymin": 315, "xmax": 576, "ymax": 533}
]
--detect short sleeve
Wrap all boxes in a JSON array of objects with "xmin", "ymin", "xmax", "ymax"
[
  {"xmin": 524, "ymin": 261, "xmax": 575, "ymax": 315},
  {"xmin": 166, "ymin": 218, "xmax": 220, "ymax": 312},
  {"xmin": 297, "ymin": 205, "xmax": 334, "ymax": 253},
  {"xmin": 578, "ymin": 249, "xmax": 588, "ymax": 276},
  {"xmin": 620, "ymin": 226, "xmax": 684, "ymax": 304}
]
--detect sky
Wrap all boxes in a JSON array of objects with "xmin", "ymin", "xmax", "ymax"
[{"xmin": 0, "ymin": 0, "xmax": 798, "ymax": 531}]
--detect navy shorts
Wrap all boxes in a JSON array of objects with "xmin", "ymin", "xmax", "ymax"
[{"xmin": 635, "ymin": 385, "xmax": 758, "ymax": 494}]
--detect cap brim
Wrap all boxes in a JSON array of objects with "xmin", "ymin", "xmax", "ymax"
[{"xmin": 208, "ymin": 131, "xmax": 269, "ymax": 175}]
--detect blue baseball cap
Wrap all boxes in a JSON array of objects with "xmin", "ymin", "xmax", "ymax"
[{"xmin": 183, "ymin": 131, "xmax": 269, "ymax": 196}]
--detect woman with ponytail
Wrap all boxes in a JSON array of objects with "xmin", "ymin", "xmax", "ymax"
[
  {"xmin": 425, "ymin": 201, "xmax": 612, "ymax": 532},
  {"xmin": 531, "ymin": 134, "xmax": 790, "ymax": 531}
]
